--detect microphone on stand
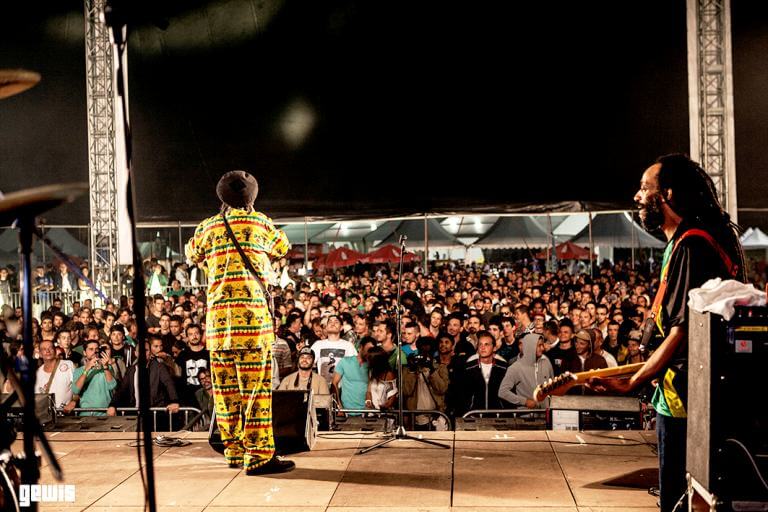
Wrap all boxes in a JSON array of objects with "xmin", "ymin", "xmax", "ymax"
[{"xmin": 398, "ymin": 234, "xmax": 407, "ymax": 247}]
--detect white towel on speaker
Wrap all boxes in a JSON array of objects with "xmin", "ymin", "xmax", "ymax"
[{"xmin": 688, "ymin": 278, "xmax": 766, "ymax": 321}]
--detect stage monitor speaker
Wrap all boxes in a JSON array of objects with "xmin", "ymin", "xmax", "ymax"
[
  {"xmin": 687, "ymin": 307, "xmax": 768, "ymax": 503},
  {"xmin": 1, "ymin": 393, "xmax": 56, "ymax": 427},
  {"xmin": 549, "ymin": 395, "xmax": 641, "ymax": 431},
  {"xmin": 209, "ymin": 389, "xmax": 317, "ymax": 455}
]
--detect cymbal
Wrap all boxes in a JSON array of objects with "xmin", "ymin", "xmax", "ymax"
[
  {"xmin": 0, "ymin": 183, "xmax": 88, "ymax": 224},
  {"xmin": 0, "ymin": 69, "xmax": 41, "ymax": 100}
]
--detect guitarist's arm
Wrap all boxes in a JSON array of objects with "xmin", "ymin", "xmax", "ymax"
[{"xmin": 592, "ymin": 325, "xmax": 686, "ymax": 394}]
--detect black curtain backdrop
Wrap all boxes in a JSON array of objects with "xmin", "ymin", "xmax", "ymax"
[{"xmin": 0, "ymin": 1, "xmax": 764, "ymax": 229}]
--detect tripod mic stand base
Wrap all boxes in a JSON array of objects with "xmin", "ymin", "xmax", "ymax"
[{"xmin": 357, "ymin": 426, "xmax": 450, "ymax": 455}]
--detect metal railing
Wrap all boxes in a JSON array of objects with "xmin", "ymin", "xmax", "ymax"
[
  {"xmin": 335, "ymin": 408, "xmax": 453, "ymax": 431},
  {"xmin": 0, "ymin": 284, "xmax": 208, "ymax": 312},
  {"xmin": 65, "ymin": 406, "xmax": 204, "ymax": 432}
]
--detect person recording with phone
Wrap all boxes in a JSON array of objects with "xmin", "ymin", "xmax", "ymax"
[{"xmin": 65, "ymin": 339, "xmax": 117, "ymax": 416}]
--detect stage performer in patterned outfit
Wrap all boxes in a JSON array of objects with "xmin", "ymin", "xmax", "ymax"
[{"xmin": 186, "ymin": 170, "xmax": 294, "ymax": 475}]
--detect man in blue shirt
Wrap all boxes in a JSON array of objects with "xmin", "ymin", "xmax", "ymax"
[{"xmin": 332, "ymin": 337, "xmax": 375, "ymax": 413}]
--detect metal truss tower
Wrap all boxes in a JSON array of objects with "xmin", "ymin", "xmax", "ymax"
[
  {"xmin": 687, "ymin": 0, "xmax": 738, "ymax": 222},
  {"xmin": 85, "ymin": 0, "xmax": 119, "ymax": 300}
]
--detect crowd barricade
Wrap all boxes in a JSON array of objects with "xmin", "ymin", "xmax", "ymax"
[
  {"xmin": 334, "ymin": 408, "xmax": 453, "ymax": 432},
  {"xmin": 458, "ymin": 408, "xmax": 548, "ymax": 430},
  {"xmin": 65, "ymin": 406, "xmax": 204, "ymax": 432}
]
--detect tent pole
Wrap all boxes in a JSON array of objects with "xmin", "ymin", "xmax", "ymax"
[
  {"xmin": 178, "ymin": 222, "xmax": 183, "ymax": 264},
  {"xmin": 304, "ymin": 217, "xmax": 309, "ymax": 277},
  {"xmin": 630, "ymin": 210, "xmax": 636, "ymax": 270},
  {"xmin": 588, "ymin": 212, "xmax": 594, "ymax": 278},
  {"xmin": 424, "ymin": 214, "xmax": 429, "ymax": 272}
]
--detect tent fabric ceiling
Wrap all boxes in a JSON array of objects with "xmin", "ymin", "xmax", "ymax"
[
  {"xmin": 570, "ymin": 212, "xmax": 665, "ymax": 248},
  {"xmin": 474, "ymin": 216, "xmax": 552, "ymax": 249}
]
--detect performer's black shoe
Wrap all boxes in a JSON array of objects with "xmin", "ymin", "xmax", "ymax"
[{"xmin": 245, "ymin": 457, "xmax": 295, "ymax": 475}]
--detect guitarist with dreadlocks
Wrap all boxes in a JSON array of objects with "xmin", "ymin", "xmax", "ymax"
[{"xmin": 590, "ymin": 154, "xmax": 746, "ymax": 512}]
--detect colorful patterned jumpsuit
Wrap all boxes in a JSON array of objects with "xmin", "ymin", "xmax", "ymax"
[{"xmin": 186, "ymin": 208, "xmax": 289, "ymax": 470}]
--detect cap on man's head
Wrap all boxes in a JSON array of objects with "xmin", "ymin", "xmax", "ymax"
[
  {"xmin": 216, "ymin": 170, "xmax": 259, "ymax": 209},
  {"xmin": 573, "ymin": 330, "xmax": 592, "ymax": 344},
  {"xmin": 298, "ymin": 346, "xmax": 314, "ymax": 359},
  {"xmin": 628, "ymin": 329, "xmax": 643, "ymax": 342}
]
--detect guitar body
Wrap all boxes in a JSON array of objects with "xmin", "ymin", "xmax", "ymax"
[{"xmin": 533, "ymin": 363, "xmax": 645, "ymax": 402}]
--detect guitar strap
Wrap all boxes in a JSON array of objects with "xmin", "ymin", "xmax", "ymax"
[{"xmin": 219, "ymin": 211, "xmax": 276, "ymax": 325}]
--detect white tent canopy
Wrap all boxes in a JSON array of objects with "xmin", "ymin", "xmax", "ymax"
[
  {"xmin": 372, "ymin": 218, "xmax": 464, "ymax": 248},
  {"xmin": 473, "ymin": 216, "xmax": 552, "ymax": 249},
  {"xmin": 570, "ymin": 212, "xmax": 665, "ymax": 248},
  {"xmin": 741, "ymin": 227, "xmax": 768, "ymax": 250}
]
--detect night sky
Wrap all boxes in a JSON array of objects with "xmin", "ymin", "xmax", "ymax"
[{"xmin": 0, "ymin": 1, "xmax": 765, "ymax": 228}]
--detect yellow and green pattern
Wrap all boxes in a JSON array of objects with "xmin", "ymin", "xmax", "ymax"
[
  {"xmin": 210, "ymin": 348, "xmax": 274, "ymax": 469},
  {"xmin": 185, "ymin": 208, "xmax": 290, "ymax": 351}
]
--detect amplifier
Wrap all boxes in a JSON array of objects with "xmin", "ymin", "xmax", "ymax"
[
  {"xmin": 456, "ymin": 415, "xmax": 546, "ymax": 431},
  {"xmin": 687, "ymin": 306, "xmax": 768, "ymax": 504},
  {"xmin": 209, "ymin": 390, "xmax": 316, "ymax": 455},
  {"xmin": 549, "ymin": 395, "xmax": 642, "ymax": 431}
]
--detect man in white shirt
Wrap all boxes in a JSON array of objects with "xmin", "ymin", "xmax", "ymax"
[
  {"xmin": 311, "ymin": 315, "xmax": 357, "ymax": 386},
  {"xmin": 35, "ymin": 339, "xmax": 75, "ymax": 408}
]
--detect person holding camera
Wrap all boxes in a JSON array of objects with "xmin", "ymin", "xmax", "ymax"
[
  {"xmin": 402, "ymin": 336, "xmax": 449, "ymax": 430},
  {"xmin": 65, "ymin": 339, "xmax": 117, "ymax": 416}
]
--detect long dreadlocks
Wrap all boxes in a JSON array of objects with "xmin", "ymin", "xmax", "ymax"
[{"xmin": 655, "ymin": 153, "xmax": 746, "ymax": 282}]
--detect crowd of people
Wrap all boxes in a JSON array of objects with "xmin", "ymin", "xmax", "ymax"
[{"xmin": 0, "ymin": 255, "xmax": 671, "ymax": 429}]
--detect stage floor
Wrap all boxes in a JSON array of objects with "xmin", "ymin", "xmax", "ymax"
[{"xmin": 21, "ymin": 429, "xmax": 660, "ymax": 511}]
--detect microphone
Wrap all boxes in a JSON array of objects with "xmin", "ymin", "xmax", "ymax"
[{"xmin": 398, "ymin": 235, "xmax": 407, "ymax": 246}]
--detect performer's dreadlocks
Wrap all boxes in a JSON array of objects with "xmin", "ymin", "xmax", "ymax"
[{"xmin": 655, "ymin": 153, "xmax": 746, "ymax": 282}]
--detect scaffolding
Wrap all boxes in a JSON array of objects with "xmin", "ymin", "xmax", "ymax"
[
  {"xmin": 687, "ymin": 0, "xmax": 738, "ymax": 222},
  {"xmin": 84, "ymin": 0, "xmax": 119, "ymax": 299}
]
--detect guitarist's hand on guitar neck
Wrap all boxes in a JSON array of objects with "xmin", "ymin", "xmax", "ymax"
[{"xmin": 532, "ymin": 363, "xmax": 645, "ymax": 402}]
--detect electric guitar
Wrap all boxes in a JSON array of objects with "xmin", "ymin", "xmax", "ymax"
[{"xmin": 533, "ymin": 362, "xmax": 645, "ymax": 402}]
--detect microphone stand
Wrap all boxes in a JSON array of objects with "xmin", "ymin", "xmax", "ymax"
[
  {"xmin": 103, "ymin": 3, "xmax": 157, "ymax": 511},
  {"xmin": 358, "ymin": 235, "xmax": 448, "ymax": 454}
]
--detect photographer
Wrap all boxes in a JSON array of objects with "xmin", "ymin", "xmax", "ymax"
[
  {"xmin": 65, "ymin": 339, "xmax": 117, "ymax": 416},
  {"xmin": 402, "ymin": 336, "xmax": 449, "ymax": 430}
]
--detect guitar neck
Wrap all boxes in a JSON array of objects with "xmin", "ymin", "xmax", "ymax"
[{"xmin": 570, "ymin": 362, "xmax": 646, "ymax": 384}]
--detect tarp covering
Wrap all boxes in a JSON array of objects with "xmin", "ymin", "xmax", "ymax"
[
  {"xmin": 741, "ymin": 227, "xmax": 768, "ymax": 250},
  {"xmin": 359, "ymin": 244, "xmax": 419, "ymax": 264},
  {"xmin": 570, "ymin": 212, "xmax": 665, "ymax": 248},
  {"xmin": 372, "ymin": 218, "xmax": 464, "ymax": 248},
  {"xmin": 473, "ymin": 216, "xmax": 551, "ymax": 249}
]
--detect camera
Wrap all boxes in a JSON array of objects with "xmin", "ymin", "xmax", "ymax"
[
  {"xmin": 407, "ymin": 352, "xmax": 433, "ymax": 372},
  {"xmin": 98, "ymin": 346, "xmax": 109, "ymax": 360}
]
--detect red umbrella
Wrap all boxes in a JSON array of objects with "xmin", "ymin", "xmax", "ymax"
[
  {"xmin": 314, "ymin": 247, "xmax": 364, "ymax": 270},
  {"xmin": 360, "ymin": 244, "xmax": 419, "ymax": 264},
  {"xmin": 535, "ymin": 241, "xmax": 594, "ymax": 260}
]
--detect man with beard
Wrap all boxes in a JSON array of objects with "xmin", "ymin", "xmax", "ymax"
[
  {"xmin": 590, "ymin": 154, "xmax": 744, "ymax": 512},
  {"xmin": 175, "ymin": 324, "xmax": 210, "ymax": 405},
  {"xmin": 278, "ymin": 346, "xmax": 330, "ymax": 395}
]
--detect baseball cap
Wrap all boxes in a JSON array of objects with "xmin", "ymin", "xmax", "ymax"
[{"xmin": 298, "ymin": 347, "xmax": 314, "ymax": 358}]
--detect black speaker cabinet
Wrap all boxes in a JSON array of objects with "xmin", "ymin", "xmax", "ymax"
[
  {"xmin": 209, "ymin": 389, "xmax": 316, "ymax": 455},
  {"xmin": 687, "ymin": 307, "xmax": 768, "ymax": 503}
]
